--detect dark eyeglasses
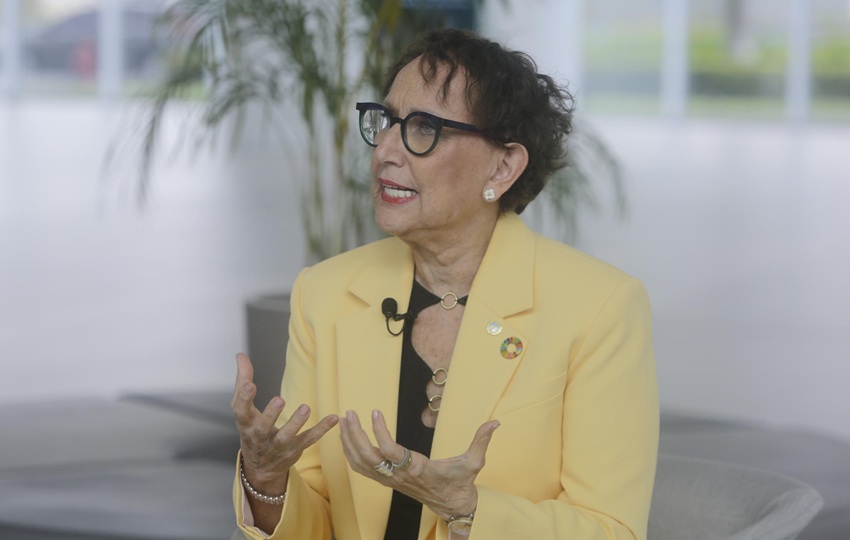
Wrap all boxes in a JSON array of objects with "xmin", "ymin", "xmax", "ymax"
[{"xmin": 355, "ymin": 102, "xmax": 508, "ymax": 156}]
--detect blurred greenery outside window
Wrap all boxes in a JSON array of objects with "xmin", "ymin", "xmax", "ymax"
[
  {"xmin": 812, "ymin": 1, "xmax": 850, "ymax": 122},
  {"xmin": 4, "ymin": 0, "xmax": 850, "ymax": 122},
  {"xmin": 688, "ymin": 0, "xmax": 788, "ymax": 120},
  {"xmin": 583, "ymin": 0, "xmax": 850, "ymax": 122},
  {"xmin": 584, "ymin": 0, "xmax": 665, "ymax": 115}
]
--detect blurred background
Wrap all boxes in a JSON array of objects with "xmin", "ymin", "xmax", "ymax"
[{"xmin": 1, "ymin": 0, "xmax": 848, "ymax": 450}]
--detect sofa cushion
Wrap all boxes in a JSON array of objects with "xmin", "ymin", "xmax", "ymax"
[
  {"xmin": 660, "ymin": 421, "xmax": 850, "ymax": 539},
  {"xmin": 649, "ymin": 454, "xmax": 823, "ymax": 540},
  {"xmin": 0, "ymin": 398, "xmax": 236, "ymax": 471},
  {"xmin": 0, "ymin": 461, "xmax": 236, "ymax": 540}
]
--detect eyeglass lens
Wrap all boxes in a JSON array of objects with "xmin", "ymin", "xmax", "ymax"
[{"xmin": 360, "ymin": 108, "xmax": 439, "ymax": 155}]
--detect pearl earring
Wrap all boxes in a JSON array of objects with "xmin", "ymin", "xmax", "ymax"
[{"xmin": 483, "ymin": 188, "xmax": 496, "ymax": 202}]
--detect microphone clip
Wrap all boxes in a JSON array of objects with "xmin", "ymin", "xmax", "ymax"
[{"xmin": 381, "ymin": 297, "xmax": 414, "ymax": 336}]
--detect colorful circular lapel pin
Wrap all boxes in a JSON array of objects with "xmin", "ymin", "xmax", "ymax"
[{"xmin": 500, "ymin": 337, "xmax": 523, "ymax": 359}]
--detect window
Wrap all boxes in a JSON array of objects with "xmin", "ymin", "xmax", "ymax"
[
  {"xmin": 4, "ymin": 0, "xmax": 169, "ymax": 98},
  {"xmin": 581, "ymin": 0, "xmax": 850, "ymax": 123},
  {"xmin": 584, "ymin": 0, "xmax": 665, "ymax": 115},
  {"xmin": 688, "ymin": 0, "xmax": 788, "ymax": 120},
  {"xmin": 811, "ymin": 0, "xmax": 850, "ymax": 121}
]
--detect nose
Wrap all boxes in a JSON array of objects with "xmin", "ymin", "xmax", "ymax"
[{"xmin": 372, "ymin": 122, "xmax": 406, "ymax": 164}]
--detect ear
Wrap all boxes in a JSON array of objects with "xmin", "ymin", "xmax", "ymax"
[{"xmin": 486, "ymin": 142, "xmax": 529, "ymax": 199}]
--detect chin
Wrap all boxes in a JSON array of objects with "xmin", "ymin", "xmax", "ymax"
[
  {"xmin": 374, "ymin": 212, "xmax": 402, "ymax": 238},
  {"xmin": 374, "ymin": 207, "xmax": 413, "ymax": 239}
]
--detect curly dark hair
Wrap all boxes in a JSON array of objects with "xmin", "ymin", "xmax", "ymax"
[{"xmin": 382, "ymin": 28, "xmax": 574, "ymax": 214}]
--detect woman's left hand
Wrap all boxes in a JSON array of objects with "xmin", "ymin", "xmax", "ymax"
[{"xmin": 339, "ymin": 409, "xmax": 499, "ymax": 520}]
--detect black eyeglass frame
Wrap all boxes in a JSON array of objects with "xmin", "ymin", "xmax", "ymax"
[{"xmin": 355, "ymin": 102, "xmax": 509, "ymax": 156}]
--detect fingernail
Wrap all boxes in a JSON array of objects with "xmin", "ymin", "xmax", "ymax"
[
  {"xmin": 298, "ymin": 404, "xmax": 309, "ymax": 416},
  {"xmin": 271, "ymin": 397, "xmax": 283, "ymax": 409},
  {"xmin": 347, "ymin": 410, "xmax": 355, "ymax": 421},
  {"xmin": 243, "ymin": 383, "xmax": 254, "ymax": 393},
  {"xmin": 372, "ymin": 410, "xmax": 379, "ymax": 420}
]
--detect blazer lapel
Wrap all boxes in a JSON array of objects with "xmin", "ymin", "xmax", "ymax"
[
  {"xmin": 337, "ymin": 238, "xmax": 414, "ymax": 540},
  {"xmin": 333, "ymin": 214, "xmax": 536, "ymax": 539},
  {"xmin": 430, "ymin": 213, "xmax": 536, "ymax": 460}
]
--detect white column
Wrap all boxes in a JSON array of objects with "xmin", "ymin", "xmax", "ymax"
[
  {"xmin": 554, "ymin": 0, "xmax": 584, "ymax": 95},
  {"xmin": 1, "ymin": 0, "xmax": 22, "ymax": 100},
  {"xmin": 477, "ymin": 0, "xmax": 584, "ymax": 94},
  {"xmin": 98, "ymin": 0, "xmax": 123, "ymax": 99},
  {"xmin": 786, "ymin": 0, "xmax": 812, "ymax": 122},
  {"xmin": 661, "ymin": 0, "xmax": 689, "ymax": 118}
]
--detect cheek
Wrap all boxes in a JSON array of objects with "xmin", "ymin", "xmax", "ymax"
[
  {"xmin": 439, "ymin": 149, "xmax": 493, "ymax": 190},
  {"xmin": 370, "ymin": 152, "xmax": 379, "ymax": 175}
]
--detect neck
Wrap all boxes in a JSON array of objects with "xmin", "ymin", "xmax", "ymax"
[{"xmin": 407, "ymin": 213, "xmax": 499, "ymax": 298}]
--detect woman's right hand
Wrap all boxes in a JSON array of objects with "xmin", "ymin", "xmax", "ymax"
[{"xmin": 232, "ymin": 352, "xmax": 340, "ymax": 494}]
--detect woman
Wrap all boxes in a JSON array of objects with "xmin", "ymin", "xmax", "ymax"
[{"xmin": 232, "ymin": 28, "xmax": 658, "ymax": 540}]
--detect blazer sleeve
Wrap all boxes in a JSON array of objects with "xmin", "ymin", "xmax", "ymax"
[
  {"xmin": 466, "ymin": 277, "xmax": 659, "ymax": 540},
  {"xmin": 233, "ymin": 268, "xmax": 335, "ymax": 540}
]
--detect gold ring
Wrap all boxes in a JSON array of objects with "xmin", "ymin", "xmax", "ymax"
[{"xmin": 440, "ymin": 292, "xmax": 459, "ymax": 310}]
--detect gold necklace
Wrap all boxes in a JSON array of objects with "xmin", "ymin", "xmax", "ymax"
[{"xmin": 440, "ymin": 292, "xmax": 467, "ymax": 310}]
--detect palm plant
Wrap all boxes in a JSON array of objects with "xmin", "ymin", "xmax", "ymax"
[{"xmin": 135, "ymin": 0, "xmax": 622, "ymax": 262}]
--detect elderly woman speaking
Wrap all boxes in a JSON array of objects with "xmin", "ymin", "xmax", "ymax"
[{"xmin": 232, "ymin": 28, "xmax": 658, "ymax": 540}]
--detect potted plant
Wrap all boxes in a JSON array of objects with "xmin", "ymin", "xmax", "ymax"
[{"xmin": 132, "ymin": 0, "xmax": 622, "ymax": 404}]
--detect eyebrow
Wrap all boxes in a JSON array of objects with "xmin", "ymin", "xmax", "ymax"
[
  {"xmin": 380, "ymin": 102, "xmax": 445, "ymax": 120},
  {"xmin": 379, "ymin": 100, "xmax": 398, "ymax": 115}
]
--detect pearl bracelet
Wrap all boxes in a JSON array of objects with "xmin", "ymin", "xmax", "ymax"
[{"xmin": 240, "ymin": 457, "xmax": 287, "ymax": 505}]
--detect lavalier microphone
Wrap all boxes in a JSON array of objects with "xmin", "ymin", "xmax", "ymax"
[{"xmin": 381, "ymin": 297, "xmax": 414, "ymax": 336}]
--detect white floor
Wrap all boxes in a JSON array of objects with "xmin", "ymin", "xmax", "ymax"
[{"xmin": 1, "ymin": 100, "xmax": 849, "ymax": 444}]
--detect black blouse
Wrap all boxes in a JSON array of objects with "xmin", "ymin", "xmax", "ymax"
[{"xmin": 382, "ymin": 280, "xmax": 467, "ymax": 540}]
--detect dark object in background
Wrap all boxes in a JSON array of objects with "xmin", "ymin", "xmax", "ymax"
[
  {"xmin": 25, "ymin": 6, "xmax": 166, "ymax": 78},
  {"xmin": 245, "ymin": 293, "xmax": 291, "ymax": 408}
]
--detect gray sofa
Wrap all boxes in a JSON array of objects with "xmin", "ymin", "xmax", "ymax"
[
  {"xmin": 649, "ymin": 453, "xmax": 822, "ymax": 540},
  {"xmin": 0, "ymin": 392, "xmax": 840, "ymax": 539},
  {"xmin": 0, "ymin": 397, "xmax": 239, "ymax": 539}
]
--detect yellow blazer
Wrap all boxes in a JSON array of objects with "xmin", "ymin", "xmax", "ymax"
[{"xmin": 234, "ymin": 213, "xmax": 658, "ymax": 540}]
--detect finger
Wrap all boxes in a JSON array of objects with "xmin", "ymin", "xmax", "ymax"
[
  {"xmin": 231, "ymin": 353, "xmax": 257, "ymax": 421},
  {"xmin": 235, "ymin": 352, "xmax": 255, "ymax": 389},
  {"xmin": 275, "ymin": 403, "xmax": 312, "ymax": 441},
  {"xmin": 339, "ymin": 415, "xmax": 365, "ymax": 470},
  {"xmin": 294, "ymin": 413, "xmax": 340, "ymax": 449},
  {"xmin": 371, "ymin": 410, "xmax": 403, "ymax": 463},
  {"xmin": 252, "ymin": 395, "xmax": 286, "ymax": 434},
  {"xmin": 272, "ymin": 405, "xmax": 338, "ymax": 445},
  {"xmin": 338, "ymin": 415, "xmax": 357, "ymax": 462},
  {"xmin": 231, "ymin": 380, "xmax": 259, "ymax": 428},
  {"xmin": 342, "ymin": 410, "xmax": 384, "ymax": 468},
  {"xmin": 464, "ymin": 420, "xmax": 500, "ymax": 468}
]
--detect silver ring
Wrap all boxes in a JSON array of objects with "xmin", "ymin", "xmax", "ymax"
[
  {"xmin": 392, "ymin": 447, "xmax": 412, "ymax": 471},
  {"xmin": 373, "ymin": 458, "xmax": 394, "ymax": 477}
]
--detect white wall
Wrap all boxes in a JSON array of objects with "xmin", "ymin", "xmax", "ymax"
[
  {"xmin": 572, "ymin": 118, "xmax": 850, "ymax": 440},
  {"xmin": 0, "ymin": 100, "xmax": 304, "ymax": 403}
]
